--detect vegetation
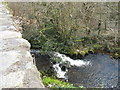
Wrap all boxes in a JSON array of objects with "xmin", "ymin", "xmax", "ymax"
[
  {"xmin": 40, "ymin": 70, "xmax": 84, "ymax": 88},
  {"xmin": 42, "ymin": 76, "xmax": 75, "ymax": 88},
  {"xmin": 6, "ymin": 2, "xmax": 119, "ymax": 88},
  {"xmin": 7, "ymin": 2, "xmax": 120, "ymax": 59}
]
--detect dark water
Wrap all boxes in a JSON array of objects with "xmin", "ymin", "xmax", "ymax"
[
  {"xmin": 67, "ymin": 54, "xmax": 119, "ymax": 88},
  {"xmin": 31, "ymin": 50, "xmax": 53, "ymax": 72},
  {"xmin": 31, "ymin": 50, "xmax": 119, "ymax": 88}
]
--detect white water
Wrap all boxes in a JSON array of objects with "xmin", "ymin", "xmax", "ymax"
[
  {"xmin": 52, "ymin": 52, "xmax": 91, "ymax": 79},
  {"xmin": 53, "ymin": 64, "xmax": 67, "ymax": 79},
  {"xmin": 53, "ymin": 52, "xmax": 90, "ymax": 66}
]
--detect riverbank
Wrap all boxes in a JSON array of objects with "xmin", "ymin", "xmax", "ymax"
[{"xmin": 63, "ymin": 44, "xmax": 120, "ymax": 60}]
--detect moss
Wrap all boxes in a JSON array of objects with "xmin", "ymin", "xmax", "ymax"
[
  {"xmin": 115, "ymin": 53, "xmax": 119, "ymax": 56},
  {"xmin": 89, "ymin": 48, "xmax": 94, "ymax": 53},
  {"xmin": 79, "ymin": 51, "xmax": 85, "ymax": 56},
  {"xmin": 84, "ymin": 49, "xmax": 89, "ymax": 54},
  {"xmin": 71, "ymin": 50, "xmax": 79, "ymax": 56},
  {"xmin": 113, "ymin": 53, "xmax": 120, "ymax": 59},
  {"xmin": 79, "ymin": 50, "xmax": 88, "ymax": 57},
  {"xmin": 42, "ymin": 76, "xmax": 76, "ymax": 88},
  {"xmin": 110, "ymin": 52, "xmax": 120, "ymax": 59},
  {"xmin": 93, "ymin": 44, "xmax": 102, "ymax": 50},
  {"xmin": 69, "ymin": 48, "xmax": 89, "ymax": 57},
  {"xmin": 115, "ymin": 48, "xmax": 120, "ymax": 53}
]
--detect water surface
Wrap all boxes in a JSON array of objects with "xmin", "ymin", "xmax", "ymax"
[{"xmin": 67, "ymin": 54, "xmax": 118, "ymax": 88}]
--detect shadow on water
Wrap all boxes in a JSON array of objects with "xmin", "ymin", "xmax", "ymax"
[{"xmin": 31, "ymin": 50, "xmax": 119, "ymax": 88}]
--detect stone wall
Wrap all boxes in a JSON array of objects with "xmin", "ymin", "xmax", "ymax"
[{"xmin": 0, "ymin": 3, "xmax": 44, "ymax": 89}]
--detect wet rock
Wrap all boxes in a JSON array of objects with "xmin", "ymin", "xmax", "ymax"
[
  {"xmin": 52, "ymin": 61, "xmax": 56, "ymax": 64},
  {"xmin": 61, "ymin": 66, "xmax": 66, "ymax": 71}
]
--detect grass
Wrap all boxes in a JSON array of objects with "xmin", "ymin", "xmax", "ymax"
[
  {"xmin": 42, "ymin": 76, "xmax": 76, "ymax": 88},
  {"xmin": 42, "ymin": 76, "xmax": 85, "ymax": 88}
]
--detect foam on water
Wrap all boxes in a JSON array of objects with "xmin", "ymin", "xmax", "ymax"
[
  {"xmin": 53, "ymin": 64, "xmax": 67, "ymax": 79},
  {"xmin": 52, "ymin": 52, "xmax": 91, "ymax": 79},
  {"xmin": 53, "ymin": 52, "xmax": 90, "ymax": 66}
]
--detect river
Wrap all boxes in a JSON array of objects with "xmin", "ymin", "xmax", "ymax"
[{"xmin": 31, "ymin": 49, "xmax": 119, "ymax": 88}]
